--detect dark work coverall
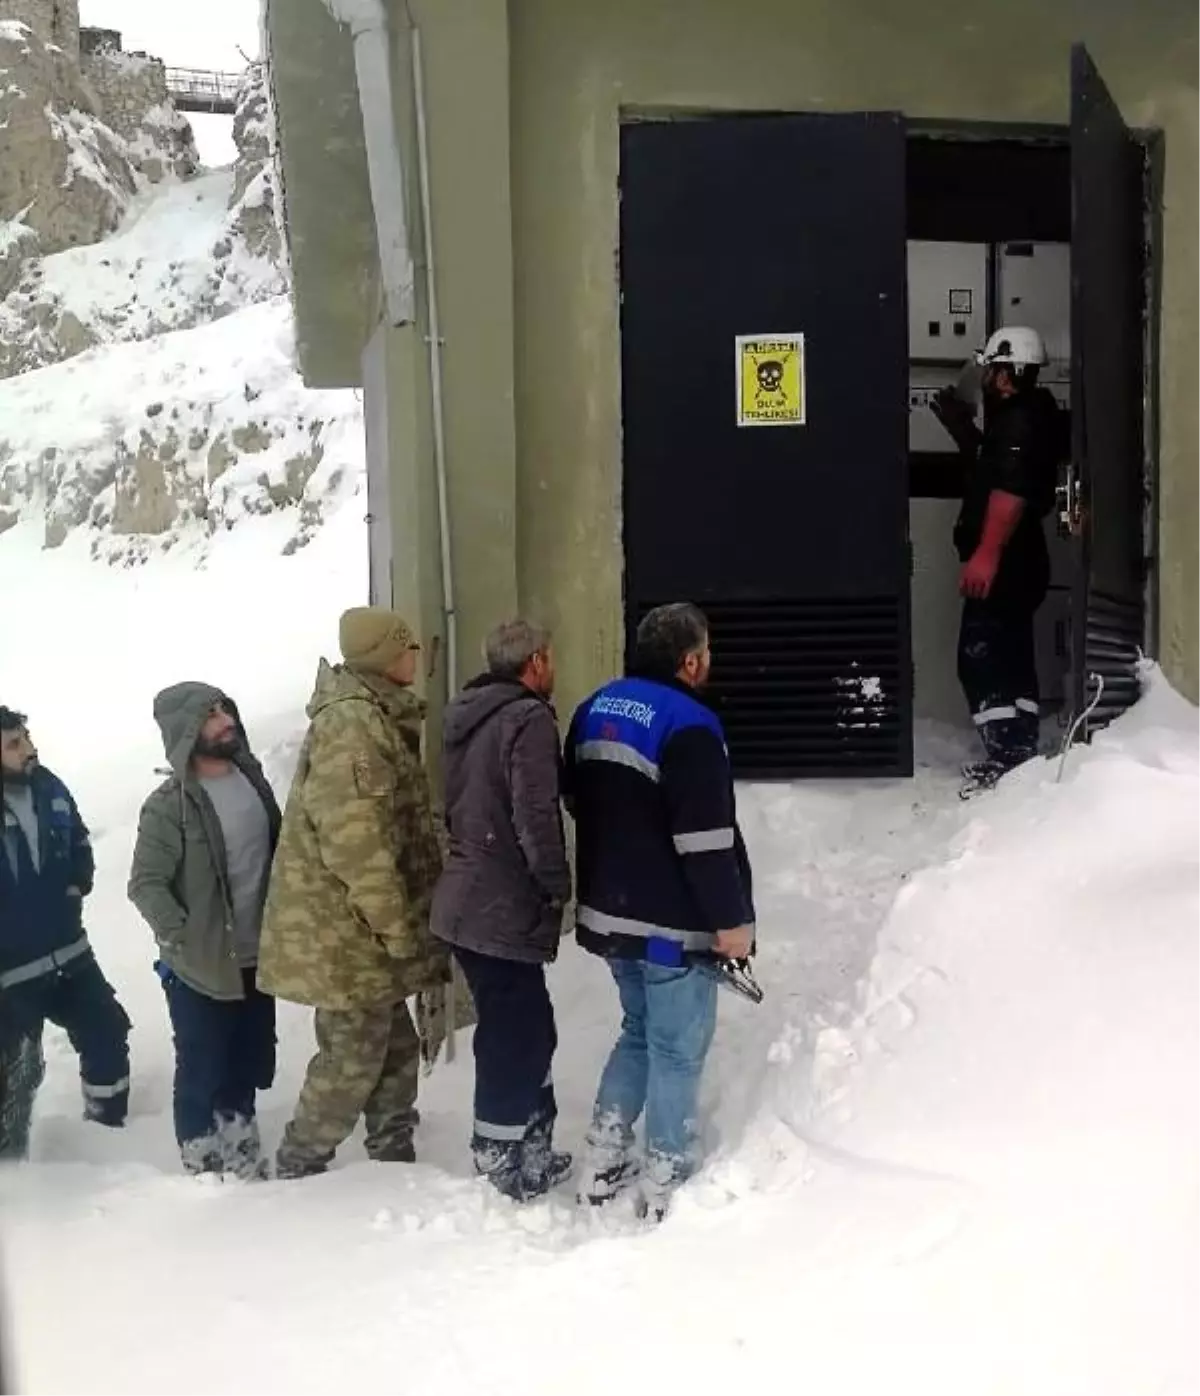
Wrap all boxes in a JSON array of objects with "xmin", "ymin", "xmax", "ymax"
[{"xmin": 949, "ymin": 388, "xmax": 1063, "ymax": 767}]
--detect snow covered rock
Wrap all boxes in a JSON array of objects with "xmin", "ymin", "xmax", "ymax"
[
  {"xmin": 0, "ymin": 297, "xmax": 363, "ymax": 558},
  {"xmin": 0, "ymin": 17, "xmax": 138, "ymax": 256},
  {"xmin": 80, "ymin": 43, "xmax": 198, "ymax": 187},
  {"xmin": 227, "ymin": 63, "xmax": 282, "ymax": 267},
  {"xmin": 0, "ymin": 16, "xmax": 359, "ymax": 560}
]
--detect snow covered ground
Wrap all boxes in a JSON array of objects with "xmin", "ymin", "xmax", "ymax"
[{"xmin": 0, "ymin": 506, "xmax": 1195, "ymax": 1396}]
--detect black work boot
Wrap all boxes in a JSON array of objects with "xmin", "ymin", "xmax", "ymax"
[
  {"xmin": 521, "ymin": 1112, "xmax": 572, "ymax": 1199},
  {"xmin": 471, "ymin": 1134, "xmax": 526, "ymax": 1201},
  {"xmin": 368, "ymin": 1138, "xmax": 416, "ymax": 1164}
]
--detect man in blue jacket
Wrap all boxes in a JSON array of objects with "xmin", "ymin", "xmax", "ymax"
[
  {"xmin": 564, "ymin": 603, "xmax": 755, "ymax": 1220},
  {"xmin": 0, "ymin": 707, "xmax": 130, "ymax": 1131}
]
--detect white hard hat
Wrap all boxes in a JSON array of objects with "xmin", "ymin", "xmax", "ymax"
[{"xmin": 975, "ymin": 326, "xmax": 1049, "ymax": 369}]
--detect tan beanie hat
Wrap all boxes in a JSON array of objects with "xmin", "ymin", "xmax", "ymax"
[{"xmin": 339, "ymin": 606, "xmax": 420, "ymax": 674}]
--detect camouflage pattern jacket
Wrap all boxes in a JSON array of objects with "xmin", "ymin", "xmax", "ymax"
[{"xmin": 257, "ymin": 661, "xmax": 448, "ymax": 1010}]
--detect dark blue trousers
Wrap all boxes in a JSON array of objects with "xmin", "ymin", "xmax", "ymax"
[
  {"xmin": 5, "ymin": 953, "xmax": 130, "ymax": 1125},
  {"xmin": 161, "ymin": 966, "xmax": 276, "ymax": 1148},
  {"xmin": 958, "ymin": 597, "xmax": 1042, "ymax": 766},
  {"xmin": 452, "ymin": 946, "xmax": 557, "ymax": 1144}
]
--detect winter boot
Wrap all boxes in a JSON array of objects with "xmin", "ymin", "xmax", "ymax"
[
  {"xmin": 368, "ymin": 1138, "xmax": 417, "ymax": 1164},
  {"xmin": 633, "ymin": 1192, "xmax": 669, "ymax": 1226},
  {"xmin": 578, "ymin": 1156, "xmax": 640, "ymax": 1208},
  {"xmin": 220, "ymin": 1114, "xmax": 268, "ymax": 1181},
  {"xmin": 471, "ymin": 1134, "xmax": 526, "ymax": 1201},
  {"xmin": 520, "ymin": 1113, "xmax": 572, "ymax": 1199},
  {"xmin": 180, "ymin": 1132, "xmax": 225, "ymax": 1177},
  {"xmin": 635, "ymin": 1149, "xmax": 688, "ymax": 1224},
  {"xmin": 82, "ymin": 1092, "xmax": 127, "ymax": 1128},
  {"xmin": 578, "ymin": 1110, "xmax": 638, "ymax": 1207},
  {"xmin": 959, "ymin": 759, "xmax": 1008, "ymax": 800},
  {"xmin": 273, "ymin": 1141, "xmax": 332, "ymax": 1181}
]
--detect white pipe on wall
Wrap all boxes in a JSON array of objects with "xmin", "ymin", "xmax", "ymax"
[
  {"xmin": 411, "ymin": 22, "xmax": 460, "ymax": 1061},
  {"xmin": 410, "ymin": 24, "xmax": 458, "ymax": 703}
]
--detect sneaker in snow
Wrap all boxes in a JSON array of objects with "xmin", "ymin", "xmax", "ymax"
[{"xmin": 578, "ymin": 1157, "xmax": 640, "ymax": 1208}]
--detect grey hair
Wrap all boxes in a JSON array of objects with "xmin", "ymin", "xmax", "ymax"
[
  {"xmin": 484, "ymin": 619, "xmax": 552, "ymax": 680},
  {"xmin": 633, "ymin": 603, "xmax": 709, "ymax": 680}
]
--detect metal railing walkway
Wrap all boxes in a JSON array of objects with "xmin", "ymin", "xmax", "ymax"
[{"xmin": 164, "ymin": 67, "xmax": 241, "ymax": 116}]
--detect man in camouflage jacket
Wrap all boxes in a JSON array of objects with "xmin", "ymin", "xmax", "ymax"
[{"xmin": 258, "ymin": 607, "xmax": 449, "ymax": 1178}]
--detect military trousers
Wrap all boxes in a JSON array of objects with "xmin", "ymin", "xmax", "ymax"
[{"xmin": 276, "ymin": 1000, "xmax": 420, "ymax": 1175}]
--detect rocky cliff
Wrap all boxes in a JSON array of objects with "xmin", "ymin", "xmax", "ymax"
[
  {"xmin": 0, "ymin": 0, "xmax": 196, "ymax": 270},
  {"xmin": 0, "ymin": 30, "xmax": 364, "ymax": 563}
]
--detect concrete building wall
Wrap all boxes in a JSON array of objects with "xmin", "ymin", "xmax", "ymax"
[{"xmin": 504, "ymin": 0, "xmax": 1197, "ymax": 715}]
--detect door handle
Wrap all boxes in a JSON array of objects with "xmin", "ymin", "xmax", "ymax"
[{"xmin": 1056, "ymin": 463, "xmax": 1083, "ymax": 539}]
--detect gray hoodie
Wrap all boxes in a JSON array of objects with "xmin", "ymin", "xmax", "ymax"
[{"xmin": 430, "ymin": 676, "xmax": 570, "ymax": 964}]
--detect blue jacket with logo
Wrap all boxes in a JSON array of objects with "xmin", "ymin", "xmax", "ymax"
[
  {"xmin": 563, "ymin": 675, "xmax": 754, "ymax": 962},
  {"xmin": 0, "ymin": 767, "xmax": 94, "ymax": 977}
]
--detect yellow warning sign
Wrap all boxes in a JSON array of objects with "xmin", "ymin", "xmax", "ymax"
[{"xmin": 735, "ymin": 333, "xmax": 806, "ymax": 427}]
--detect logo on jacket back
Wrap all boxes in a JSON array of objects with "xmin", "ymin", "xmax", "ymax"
[{"xmin": 590, "ymin": 694, "xmax": 656, "ymax": 729}]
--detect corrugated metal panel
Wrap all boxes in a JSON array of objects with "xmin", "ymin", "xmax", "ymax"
[{"xmin": 1084, "ymin": 591, "xmax": 1142, "ymax": 729}]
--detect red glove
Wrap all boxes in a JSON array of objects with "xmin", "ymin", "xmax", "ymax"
[{"xmin": 960, "ymin": 548, "xmax": 1000, "ymax": 600}]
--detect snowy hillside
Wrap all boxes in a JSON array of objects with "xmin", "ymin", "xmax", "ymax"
[
  {"xmin": 0, "ymin": 71, "xmax": 365, "ymax": 559},
  {"xmin": 1, "ymin": 172, "xmax": 282, "ymax": 364}
]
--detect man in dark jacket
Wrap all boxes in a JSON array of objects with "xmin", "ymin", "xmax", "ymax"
[
  {"xmin": 0, "ymin": 705, "xmax": 130, "ymax": 1131},
  {"xmin": 564, "ymin": 604, "xmax": 755, "ymax": 1220},
  {"xmin": 431, "ymin": 620, "xmax": 572, "ymax": 1201},
  {"xmin": 933, "ymin": 326, "xmax": 1064, "ymax": 786},
  {"xmin": 128, "ymin": 684, "xmax": 280, "ymax": 1177}
]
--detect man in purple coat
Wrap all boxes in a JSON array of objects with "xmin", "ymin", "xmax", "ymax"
[{"xmin": 431, "ymin": 620, "xmax": 572, "ymax": 1201}]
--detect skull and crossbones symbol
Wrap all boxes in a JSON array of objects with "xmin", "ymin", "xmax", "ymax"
[{"xmin": 754, "ymin": 353, "xmax": 791, "ymax": 400}]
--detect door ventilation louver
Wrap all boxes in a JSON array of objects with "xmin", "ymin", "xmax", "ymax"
[
  {"xmin": 631, "ymin": 597, "xmax": 909, "ymax": 779},
  {"xmin": 1083, "ymin": 592, "xmax": 1143, "ymax": 729}
]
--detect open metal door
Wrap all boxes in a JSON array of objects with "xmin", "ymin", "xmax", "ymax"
[
  {"xmin": 619, "ymin": 113, "xmax": 911, "ymax": 778},
  {"xmin": 1066, "ymin": 44, "xmax": 1147, "ymax": 730}
]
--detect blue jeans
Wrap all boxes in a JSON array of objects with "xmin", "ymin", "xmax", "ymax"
[{"xmin": 587, "ymin": 959, "xmax": 718, "ymax": 1199}]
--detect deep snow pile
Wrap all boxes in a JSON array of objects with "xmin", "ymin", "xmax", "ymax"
[{"xmin": 0, "ymin": 511, "xmax": 1194, "ymax": 1396}]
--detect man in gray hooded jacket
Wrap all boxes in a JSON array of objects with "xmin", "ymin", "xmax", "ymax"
[
  {"xmin": 431, "ymin": 620, "xmax": 572, "ymax": 1200},
  {"xmin": 128, "ymin": 683, "xmax": 280, "ymax": 1177}
]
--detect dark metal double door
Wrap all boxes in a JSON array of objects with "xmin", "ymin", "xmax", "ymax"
[{"xmin": 619, "ymin": 46, "xmax": 1148, "ymax": 777}]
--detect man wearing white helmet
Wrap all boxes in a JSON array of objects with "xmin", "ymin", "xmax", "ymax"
[{"xmin": 932, "ymin": 327, "xmax": 1066, "ymax": 789}]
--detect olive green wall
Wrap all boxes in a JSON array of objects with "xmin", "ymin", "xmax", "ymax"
[{"xmin": 507, "ymin": 0, "xmax": 1198, "ymax": 714}]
